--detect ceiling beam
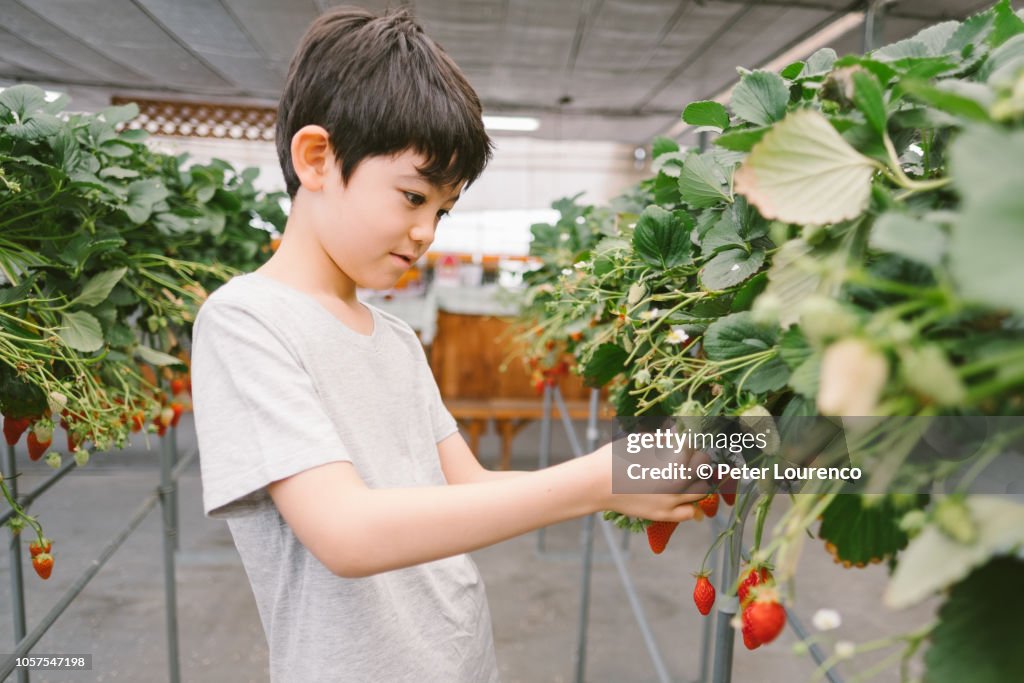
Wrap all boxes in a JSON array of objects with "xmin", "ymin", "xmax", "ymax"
[
  {"xmin": 10, "ymin": 0, "xmax": 153, "ymax": 85},
  {"xmin": 710, "ymin": 0, "xmax": 996, "ymax": 22},
  {"xmin": 632, "ymin": 2, "xmax": 755, "ymax": 113},
  {"xmin": 128, "ymin": 0, "xmax": 237, "ymax": 90}
]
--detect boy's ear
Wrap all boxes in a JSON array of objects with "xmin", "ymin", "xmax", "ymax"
[{"xmin": 290, "ymin": 125, "xmax": 336, "ymax": 192}]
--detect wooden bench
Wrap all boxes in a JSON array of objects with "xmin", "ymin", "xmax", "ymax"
[
  {"xmin": 446, "ymin": 397, "xmax": 615, "ymax": 470},
  {"xmin": 429, "ymin": 310, "xmax": 612, "ymax": 470}
]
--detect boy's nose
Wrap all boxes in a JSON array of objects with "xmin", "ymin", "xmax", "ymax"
[{"xmin": 409, "ymin": 221, "xmax": 436, "ymax": 245}]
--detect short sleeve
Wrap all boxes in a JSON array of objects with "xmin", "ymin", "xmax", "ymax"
[{"xmin": 191, "ymin": 301, "xmax": 353, "ymax": 519}]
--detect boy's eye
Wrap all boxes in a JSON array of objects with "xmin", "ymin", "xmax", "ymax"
[
  {"xmin": 437, "ymin": 209, "xmax": 450, "ymax": 220},
  {"xmin": 404, "ymin": 191, "xmax": 425, "ymax": 206}
]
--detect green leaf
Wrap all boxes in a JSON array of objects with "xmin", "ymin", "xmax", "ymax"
[
  {"xmin": 70, "ymin": 267, "xmax": 128, "ymax": 308},
  {"xmin": 780, "ymin": 62, "xmax": 804, "ymax": 80},
  {"xmin": 58, "ymin": 310, "xmax": 104, "ymax": 352},
  {"xmin": 852, "ymin": 70, "xmax": 887, "ymax": 136},
  {"xmin": 134, "ymin": 344, "xmax": 187, "ymax": 367},
  {"xmin": 682, "ymin": 101, "xmax": 730, "ymax": 130},
  {"xmin": 105, "ymin": 322, "xmax": 135, "ymax": 348},
  {"xmin": 632, "ymin": 206, "xmax": 693, "ymax": 269},
  {"xmin": 0, "ymin": 84, "xmax": 46, "ymax": 117},
  {"xmin": 901, "ymin": 80, "xmax": 993, "ymax": 122},
  {"xmin": 7, "ymin": 113, "xmax": 61, "ymax": 140},
  {"xmin": 123, "ymin": 178, "xmax": 169, "ymax": 225},
  {"xmin": 99, "ymin": 102, "xmax": 139, "ymax": 127},
  {"xmin": 677, "ymin": 152, "xmax": 732, "ymax": 208},
  {"xmin": 730, "ymin": 71, "xmax": 790, "ymax": 126},
  {"xmin": 979, "ymin": 33, "xmax": 1024, "ymax": 81},
  {"xmin": 924, "ymin": 556, "xmax": 1024, "ymax": 683},
  {"xmin": 651, "ymin": 136, "xmax": 679, "ymax": 159},
  {"xmin": 734, "ymin": 109, "xmax": 878, "ymax": 225},
  {"xmin": 789, "ymin": 352, "xmax": 821, "ymax": 398},
  {"xmin": 583, "ymin": 343, "xmax": 628, "ymax": 388},
  {"xmin": 700, "ymin": 248, "xmax": 764, "ymax": 291},
  {"xmin": 949, "ymin": 125, "xmax": 1024, "ymax": 314},
  {"xmin": 652, "ymin": 151, "xmax": 687, "ymax": 178},
  {"xmin": 713, "ymin": 126, "xmax": 768, "ymax": 152},
  {"xmin": 803, "ymin": 48, "xmax": 838, "ymax": 77},
  {"xmin": 869, "ymin": 213, "xmax": 947, "ymax": 267},
  {"xmin": 990, "ymin": 0, "xmax": 1024, "ymax": 48},
  {"xmin": 700, "ymin": 219, "xmax": 745, "ymax": 257},
  {"xmin": 818, "ymin": 494, "xmax": 923, "ymax": 565},
  {"xmin": 704, "ymin": 312, "xmax": 790, "ymax": 392}
]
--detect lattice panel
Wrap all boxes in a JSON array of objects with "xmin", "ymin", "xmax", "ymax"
[{"xmin": 111, "ymin": 97, "xmax": 276, "ymax": 141}]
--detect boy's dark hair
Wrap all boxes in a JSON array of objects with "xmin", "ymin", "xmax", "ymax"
[{"xmin": 276, "ymin": 6, "xmax": 493, "ymax": 198}]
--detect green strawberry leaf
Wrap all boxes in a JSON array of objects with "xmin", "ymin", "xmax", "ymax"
[
  {"xmin": 632, "ymin": 205, "xmax": 693, "ymax": 269},
  {"xmin": 818, "ymin": 494, "xmax": 926, "ymax": 565},
  {"xmin": 730, "ymin": 71, "xmax": 790, "ymax": 126},
  {"xmin": 583, "ymin": 343, "xmax": 629, "ymax": 388},
  {"xmin": 924, "ymin": 556, "xmax": 1024, "ymax": 683},
  {"xmin": 58, "ymin": 310, "xmax": 104, "ymax": 353},
  {"xmin": 683, "ymin": 101, "xmax": 730, "ymax": 131},
  {"xmin": 734, "ymin": 109, "xmax": 880, "ymax": 226},
  {"xmin": 699, "ymin": 248, "xmax": 764, "ymax": 291}
]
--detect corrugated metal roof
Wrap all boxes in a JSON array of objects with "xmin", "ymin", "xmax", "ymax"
[{"xmin": 0, "ymin": 0, "xmax": 1002, "ymax": 143}]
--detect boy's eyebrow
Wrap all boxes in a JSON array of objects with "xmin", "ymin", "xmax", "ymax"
[{"xmin": 400, "ymin": 174, "xmax": 461, "ymax": 202}]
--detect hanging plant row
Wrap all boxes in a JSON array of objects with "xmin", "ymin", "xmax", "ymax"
[
  {"xmin": 516, "ymin": 2, "xmax": 1024, "ymax": 681},
  {"xmin": 0, "ymin": 85, "xmax": 284, "ymax": 578}
]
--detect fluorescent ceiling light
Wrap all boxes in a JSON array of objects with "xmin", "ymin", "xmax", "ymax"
[
  {"xmin": 483, "ymin": 115, "xmax": 540, "ymax": 131},
  {"xmin": 663, "ymin": 11, "xmax": 865, "ymax": 139}
]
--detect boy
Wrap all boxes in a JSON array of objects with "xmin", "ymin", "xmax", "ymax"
[{"xmin": 190, "ymin": 6, "xmax": 704, "ymax": 682}]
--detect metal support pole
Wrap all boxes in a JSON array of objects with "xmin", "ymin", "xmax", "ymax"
[
  {"xmin": 711, "ymin": 486, "xmax": 758, "ymax": 683},
  {"xmin": 4, "ymin": 443, "xmax": 30, "ymax": 683},
  {"xmin": 169, "ymin": 428, "xmax": 179, "ymax": 553},
  {"xmin": 536, "ymin": 382, "xmax": 555, "ymax": 553},
  {"xmin": 572, "ymin": 388, "xmax": 602, "ymax": 683},
  {"xmin": 159, "ymin": 434, "xmax": 181, "ymax": 683}
]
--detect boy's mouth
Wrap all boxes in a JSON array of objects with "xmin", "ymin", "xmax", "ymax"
[{"xmin": 390, "ymin": 253, "xmax": 413, "ymax": 267}]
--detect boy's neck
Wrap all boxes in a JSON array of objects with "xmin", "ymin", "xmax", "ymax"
[{"xmin": 256, "ymin": 215, "xmax": 359, "ymax": 307}]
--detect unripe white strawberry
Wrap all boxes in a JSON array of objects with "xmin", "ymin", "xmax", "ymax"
[{"xmin": 817, "ymin": 339, "xmax": 888, "ymax": 416}]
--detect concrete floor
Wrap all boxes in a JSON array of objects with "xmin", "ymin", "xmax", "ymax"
[{"xmin": 0, "ymin": 414, "xmax": 939, "ymax": 683}]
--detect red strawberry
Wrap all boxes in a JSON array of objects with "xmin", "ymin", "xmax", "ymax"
[
  {"xmin": 32, "ymin": 552, "xmax": 54, "ymax": 580},
  {"xmin": 4, "ymin": 416, "xmax": 31, "ymax": 446},
  {"xmin": 646, "ymin": 521, "xmax": 679, "ymax": 554},
  {"xmin": 693, "ymin": 572, "xmax": 715, "ymax": 616},
  {"xmin": 66, "ymin": 430, "xmax": 80, "ymax": 453},
  {"xmin": 722, "ymin": 493, "xmax": 736, "ymax": 506},
  {"xmin": 169, "ymin": 402, "xmax": 185, "ymax": 428},
  {"xmin": 170, "ymin": 378, "xmax": 188, "ymax": 395},
  {"xmin": 27, "ymin": 432, "xmax": 50, "ymax": 461},
  {"xmin": 742, "ymin": 588, "xmax": 786, "ymax": 645},
  {"xmin": 738, "ymin": 565, "xmax": 772, "ymax": 606},
  {"xmin": 741, "ymin": 622, "xmax": 761, "ymax": 650},
  {"xmin": 130, "ymin": 411, "xmax": 145, "ymax": 433},
  {"xmin": 697, "ymin": 494, "xmax": 719, "ymax": 518},
  {"xmin": 29, "ymin": 538, "xmax": 51, "ymax": 557}
]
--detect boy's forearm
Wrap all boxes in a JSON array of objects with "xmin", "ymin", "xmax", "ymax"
[{"xmin": 332, "ymin": 452, "xmax": 607, "ymax": 577}]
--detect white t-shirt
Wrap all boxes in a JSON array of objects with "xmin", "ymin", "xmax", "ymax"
[{"xmin": 190, "ymin": 271, "xmax": 499, "ymax": 682}]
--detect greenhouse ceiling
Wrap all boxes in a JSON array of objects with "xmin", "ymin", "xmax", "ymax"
[{"xmin": 0, "ymin": 0, "xmax": 1004, "ymax": 144}]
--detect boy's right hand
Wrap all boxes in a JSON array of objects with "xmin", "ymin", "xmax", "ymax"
[{"xmin": 589, "ymin": 439, "xmax": 712, "ymax": 523}]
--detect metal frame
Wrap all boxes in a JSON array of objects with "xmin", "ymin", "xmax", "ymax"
[{"xmin": 1, "ymin": 421, "xmax": 190, "ymax": 682}]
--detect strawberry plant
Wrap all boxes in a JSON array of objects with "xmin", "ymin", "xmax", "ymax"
[
  {"xmin": 0, "ymin": 85, "xmax": 284, "ymax": 573},
  {"xmin": 517, "ymin": 3, "xmax": 1024, "ymax": 681}
]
